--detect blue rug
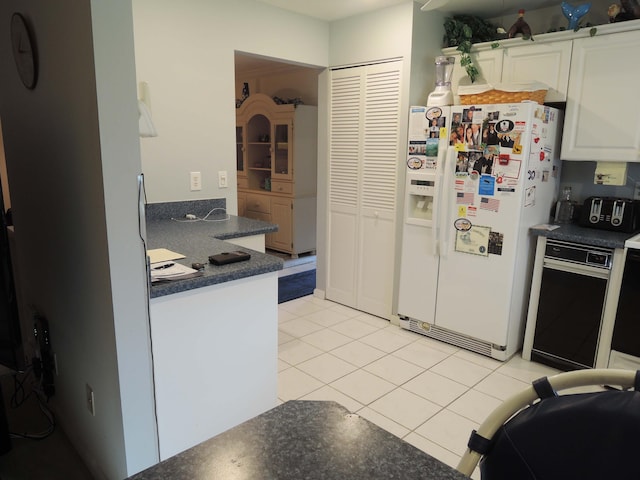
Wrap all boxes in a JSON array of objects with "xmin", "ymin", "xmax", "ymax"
[{"xmin": 278, "ymin": 269, "xmax": 316, "ymax": 304}]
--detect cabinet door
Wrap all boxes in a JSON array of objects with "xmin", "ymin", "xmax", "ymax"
[
  {"xmin": 502, "ymin": 41, "xmax": 572, "ymax": 102},
  {"xmin": 272, "ymin": 121, "xmax": 293, "ymax": 181},
  {"xmin": 562, "ymin": 30, "xmax": 640, "ymax": 162},
  {"xmin": 236, "ymin": 124, "xmax": 246, "ymax": 177},
  {"xmin": 327, "ymin": 60, "xmax": 401, "ymax": 318},
  {"xmin": 270, "ymin": 197, "xmax": 292, "ymax": 252},
  {"xmin": 246, "ymin": 113, "xmax": 272, "ymax": 189},
  {"xmin": 450, "ymin": 49, "xmax": 503, "ymax": 95},
  {"xmin": 237, "ymin": 192, "xmax": 246, "ymax": 217}
]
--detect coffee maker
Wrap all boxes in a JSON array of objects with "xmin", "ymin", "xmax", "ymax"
[{"xmin": 427, "ymin": 56, "xmax": 455, "ymax": 107}]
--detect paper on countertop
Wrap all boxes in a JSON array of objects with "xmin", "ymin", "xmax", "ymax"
[
  {"xmin": 150, "ymin": 261, "xmax": 202, "ymax": 282},
  {"xmin": 147, "ymin": 248, "xmax": 185, "ymax": 264},
  {"xmin": 533, "ymin": 223, "xmax": 561, "ymax": 231}
]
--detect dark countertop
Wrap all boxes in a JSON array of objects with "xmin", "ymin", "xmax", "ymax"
[
  {"xmin": 530, "ymin": 223, "xmax": 636, "ymax": 249},
  {"xmin": 146, "ymin": 215, "xmax": 282, "ymax": 298},
  {"xmin": 127, "ymin": 400, "xmax": 468, "ymax": 480}
]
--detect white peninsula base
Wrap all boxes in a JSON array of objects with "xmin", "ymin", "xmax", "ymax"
[{"xmin": 149, "ymin": 272, "xmax": 278, "ymax": 460}]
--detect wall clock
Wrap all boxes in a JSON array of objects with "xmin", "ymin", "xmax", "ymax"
[{"xmin": 10, "ymin": 13, "xmax": 38, "ymax": 89}]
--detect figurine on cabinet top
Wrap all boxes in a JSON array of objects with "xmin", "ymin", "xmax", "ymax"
[
  {"xmin": 561, "ymin": 2, "xmax": 592, "ymax": 29},
  {"xmin": 507, "ymin": 9, "xmax": 532, "ymax": 38}
]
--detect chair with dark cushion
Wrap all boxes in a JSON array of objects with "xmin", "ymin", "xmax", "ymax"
[{"xmin": 456, "ymin": 369, "xmax": 640, "ymax": 479}]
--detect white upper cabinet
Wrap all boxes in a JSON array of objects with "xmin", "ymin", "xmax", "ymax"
[
  {"xmin": 447, "ymin": 41, "xmax": 571, "ymax": 102},
  {"xmin": 561, "ymin": 29, "xmax": 640, "ymax": 162},
  {"xmin": 502, "ymin": 41, "xmax": 572, "ymax": 102},
  {"xmin": 450, "ymin": 48, "xmax": 503, "ymax": 94}
]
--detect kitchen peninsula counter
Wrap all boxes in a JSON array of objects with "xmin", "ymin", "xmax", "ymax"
[
  {"xmin": 128, "ymin": 400, "xmax": 467, "ymax": 480},
  {"xmin": 144, "ymin": 202, "xmax": 282, "ymax": 460},
  {"xmin": 146, "ymin": 214, "xmax": 282, "ymax": 298},
  {"xmin": 530, "ymin": 223, "xmax": 635, "ymax": 249}
]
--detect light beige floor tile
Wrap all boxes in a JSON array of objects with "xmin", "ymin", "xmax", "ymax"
[
  {"xmin": 328, "ymin": 303, "xmax": 362, "ymax": 318},
  {"xmin": 497, "ymin": 354, "xmax": 559, "ymax": 383},
  {"xmin": 356, "ymin": 406, "xmax": 410, "ymax": 439},
  {"xmin": 278, "ymin": 339, "xmax": 324, "ymax": 365},
  {"xmin": 278, "ymin": 308, "xmax": 298, "ymax": 324},
  {"xmin": 474, "ymin": 371, "xmax": 530, "ymax": 401},
  {"xmin": 279, "ymin": 298, "xmax": 325, "ymax": 316},
  {"xmin": 277, "ymin": 367, "xmax": 323, "ymax": 401},
  {"xmin": 297, "ymin": 353, "xmax": 358, "ymax": 384},
  {"xmin": 329, "ymin": 317, "xmax": 380, "ymax": 339},
  {"xmin": 300, "ymin": 385, "xmax": 364, "ymax": 413},
  {"xmin": 415, "ymin": 409, "xmax": 479, "ymax": 457},
  {"xmin": 447, "ymin": 389, "xmax": 503, "ymax": 424},
  {"xmin": 430, "ymin": 355, "xmax": 493, "ymax": 387},
  {"xmin": 331, "ymin": 340, "xmax": 387, "ymax": 368},
  {"xmin": 278, "ymin": 317, "xmax": 325, "ymax": 338},
  {"xmin": 363, "ymin": 355, "xmax": 425, "ymax": 386},
  {"xmin": 403, "ymin": 432, "xmax": 462, "ymax": 471},
  {"xmin": 403, "ymin": 371, "xmax": 468, "ymax": 407},
  {"xmin": 302, "ymin": 308, "xmax": 350, "ymax": 328},
  {"xmin": 330, "ymin": 369, "xmax": 395, "ymax": 405},
  {"xmin": 278, "ymin": 330, "xmax": 295, "ymax": 345},
  {"xmin": 353, "ymin": 312, "xmax": 391, "ymax": 329},
  {"xmin": 453, "ymin": 349, "xmax": 503, "ymax": 370},
  {"xmin": 304, "ymin": 296, "xmax": 336, "ymax": 308},
  {"xmin": 278, "ymin": 359, "xmax": 291, "ymax": 372},
  {"xmin": 392, "ymin": 341, "xmax": 452, "ymax": 369},
  {"xmin": 359, "ymin": 328, "xmax": 415, "ymax": 353},
  {"xmin": 367, "ymin": 388, "xmax": 441, "ymax": 430},
  {"xmin": 300, "ymin": 328, "xmax": 352, "ymax": 351}
]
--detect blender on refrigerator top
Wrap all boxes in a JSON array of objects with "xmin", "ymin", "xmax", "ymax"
[{"xmin": 427, "ymin": 56, "xmax": 455, "ymax": 107}]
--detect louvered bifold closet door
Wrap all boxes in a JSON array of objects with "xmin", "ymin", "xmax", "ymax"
[{"xmin": 327, "ymin": 60, "xmax": 402, "ymax": 318}]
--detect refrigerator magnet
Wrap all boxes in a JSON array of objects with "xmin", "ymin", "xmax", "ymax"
[
  {"xmin": 479, "ymin": 175, "xmax": 495, "ymax": 196},
  {"xmin": 454, "ymin": 217, "xmax": 472, "ymax": 231}
]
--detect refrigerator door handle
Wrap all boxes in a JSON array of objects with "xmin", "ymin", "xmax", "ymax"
[{"xmin": 439, "ymin": 146, "xmax": 457, "ymax": 258}]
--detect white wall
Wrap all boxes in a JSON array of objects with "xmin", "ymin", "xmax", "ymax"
[
  {"xmin": 132, "ymin": 0, "xmax": 330, "ymax": 210},
  {"xmin": 0, "ymin": 1, "xmax": 155, "ymax": 478}
]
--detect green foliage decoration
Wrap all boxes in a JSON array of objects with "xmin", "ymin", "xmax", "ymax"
[{"xmin": 444, "ymin": 15, "xmax": 503, "ymax": 83}]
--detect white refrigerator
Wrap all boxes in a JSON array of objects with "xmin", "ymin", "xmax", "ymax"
[{"xmin": 398, "ymin": 102, "xmax": 562, "ymax": 360}]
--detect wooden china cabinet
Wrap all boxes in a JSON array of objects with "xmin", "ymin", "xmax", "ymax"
[{"xmin": 236, "ymin": 93, "xmax": 317, "ymax": 257}]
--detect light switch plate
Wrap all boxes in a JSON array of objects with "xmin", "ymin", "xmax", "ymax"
[
  {"xmin": 190, "ymin": 172, "xmax": 202, "ymax": 191},
  {"xmin": 218, "ymin": 171, "xmax": 228, "ymax": 188}
]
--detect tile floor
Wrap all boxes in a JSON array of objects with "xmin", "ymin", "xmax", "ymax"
[{"xmin": 277, "ymin": 294, "xmax": 562, "ymax": 478}]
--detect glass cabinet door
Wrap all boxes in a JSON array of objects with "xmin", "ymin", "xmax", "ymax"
[
  {"xmin": 247, "ymin": 114, "xmax": 272, "ymax": 190},
  {"xmin": 236, "ymin": 125, "xmax": 246, "ymax": 177},
  {"xmin": 272, "ymin": 121, "xmax": 292, "ymax": 180}
]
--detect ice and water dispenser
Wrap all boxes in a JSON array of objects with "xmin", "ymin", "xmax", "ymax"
[{"xmin": 405, "ymin": 171, "xmax": 437, "ymax": 226}]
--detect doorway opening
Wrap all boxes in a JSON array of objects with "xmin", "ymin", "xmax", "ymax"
[{"xmin": 234, "ymin": 52, "xmax": 321, "ymax": 275}]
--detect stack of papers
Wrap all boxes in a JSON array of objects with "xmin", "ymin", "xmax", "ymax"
[{"xmin": 150, "ymin": 261, "xmax": 203, "ymax": 283}]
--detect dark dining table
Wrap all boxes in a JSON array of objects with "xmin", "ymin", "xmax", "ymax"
[{"xmin": 127, "ymin": 400, "xmax": 468, "ymax": 479}]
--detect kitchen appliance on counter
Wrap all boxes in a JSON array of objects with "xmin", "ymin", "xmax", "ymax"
[
  {"xmin": 579, "ymin": 197, "xmax": 640, "ymax": 233},
  {"xmin": 398, "ymin": 102, "xmax": 562, "ymax": 360}
]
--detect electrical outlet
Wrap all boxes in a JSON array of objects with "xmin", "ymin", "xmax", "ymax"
[
  {"xmin": 190, "ymin": 171, "xmax": 202, "ymax": 191},
  {"xmin": 634, "ymin": 181, "xmax": 640, "ymax": 200},
  {"xmin": 86, "ymin": 383, "xmax": 95, "ymax": 416},
  {"xmin": 218, "ymin": 170, "xmax": 228, "ymax": 188}
]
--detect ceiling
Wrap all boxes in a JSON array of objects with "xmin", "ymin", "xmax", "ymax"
[{"xmin": 253, "ymin": 0, "xmax": 561, "ymax": 22}]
